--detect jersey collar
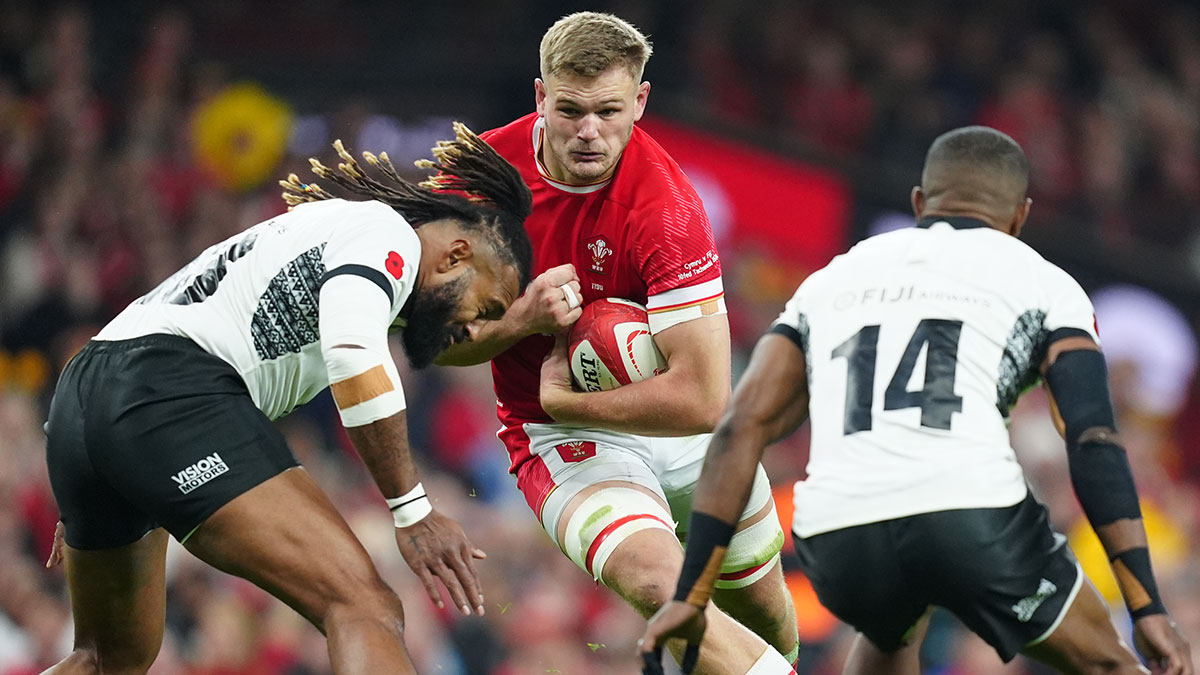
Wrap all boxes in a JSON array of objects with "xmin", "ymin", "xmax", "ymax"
[
  {"xmin": 531, "ymin": 116, "xmax": 613, "ymax": 194},
  {"xmin": 916, "ymin": 215, "xmax": 991, "ymax": 230}
]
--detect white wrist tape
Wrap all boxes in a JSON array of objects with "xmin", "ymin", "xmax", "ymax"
[
  {"xmin": 386, "ymin": 483, "xmax": 432, "ymax": 528},
  {"xmin": 560, "ymin": 283, "xmax": 581, "ymax": 310}
]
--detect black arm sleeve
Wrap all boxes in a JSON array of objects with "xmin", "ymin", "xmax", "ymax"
[
  {"xmin": 1044, "ymin": 348, "xmax": 1115, "ymax": 444},
  {"xmin": 1045, "ymin": 349, "xmax": 1140, "ymax": 525},
  {"xmin": 1045, "ymin": 349, "xmax": 1166, "ymax": 618}
]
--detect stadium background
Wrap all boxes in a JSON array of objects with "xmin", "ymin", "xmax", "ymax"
[{"xmin": 1, "ymin": 1, "xmax": 1199, "ymax": 672}]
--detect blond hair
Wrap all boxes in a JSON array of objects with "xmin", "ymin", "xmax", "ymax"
[{"xmin": 539, "ymin": 12, "xmax": 653, "ymax": 81}]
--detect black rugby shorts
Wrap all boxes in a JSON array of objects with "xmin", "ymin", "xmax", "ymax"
[
  {"xmin": 45, "ymin": 334, "xmax": 299, "ymax": 549},
  {"xmin": 793, "ymin": 493, "xmax": 1081, "ymax": 661}
]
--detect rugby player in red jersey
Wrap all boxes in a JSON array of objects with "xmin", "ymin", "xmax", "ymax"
[{"xmin": 436, "ymin": 12, "xmax": 799, "ymax": 674}]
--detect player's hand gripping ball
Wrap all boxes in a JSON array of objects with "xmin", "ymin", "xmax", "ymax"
[{"xmin": 568, "ymin": 299, "xmax": 666, "ymax": 391}]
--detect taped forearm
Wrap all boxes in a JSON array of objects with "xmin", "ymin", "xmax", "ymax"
[
  {"xmin": 1046, "ymin": 348, "xmax": 1164, "ymax": 617},
  {"xmin": 1110, "ymin": 547, "xmax": 1166, "ymax": 618},
  {"xmin": 1066, "ymin": 432, "xmax": 1142, "ymax": 526}
]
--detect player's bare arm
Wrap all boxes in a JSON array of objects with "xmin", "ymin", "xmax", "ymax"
[
  {"xmin": 41, "ymin": 125, "xmax": 534, "ymax": 674},
  {"xmin": 1041, "ymin": 336, "xmax": 1193, "ymax": 674},
  {"xmin": 540, "ymin": 313, "xmax": 731, "ymax": 436},
  {"xmin": 344, "ymin": 407, "xmax": 486, "ymax": 617},
  {"xmin": 640, "ymin": 332, "xmax": 809, "ymax": 666},
  {"xmin": 435, "ymin": 263, "xmax": 583, "ymax": 366},
  {"xmin": 318, "ymin": 266, "xmax": 492, "ymax": 617}
]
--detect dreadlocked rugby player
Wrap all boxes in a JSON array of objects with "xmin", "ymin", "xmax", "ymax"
[
  {"xmin": 41, "ymin": 124, "xmax": 533, "ymax": 675},
  {"xmin": 437, "ymin": 12, "xmax": 800, "ymax": 675}
]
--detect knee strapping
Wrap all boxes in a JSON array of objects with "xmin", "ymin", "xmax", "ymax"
[{"xmin": 715, "ymin": 495, "xmax": 785, "ymax": 590}]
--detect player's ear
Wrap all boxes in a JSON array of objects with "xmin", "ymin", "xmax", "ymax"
[
  {"xmin": 910, "ymin": 186, "xmax": 925, "ymax": 219},
  {"xmin": 438, "ymin": 239, "xmax": 474, "ymax": 273},
  {"xmin": 633, "ymin": 81, "xmax": 651, "ymax": 121},
  {"xmin": 535, "ymin": 78, "xmax": 547, "ymax": 116},
  {"xmin": 1010, "ymin": 197, "xmax": 1032, "ymax": 237}
]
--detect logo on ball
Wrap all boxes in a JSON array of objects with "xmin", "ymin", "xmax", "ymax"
[
  {"xmin": 578, "ymin": 351, "xmax": 603, "ymax": 392},
  {"xmin": 568, "ymin": 299, "xmax": 666, "ymax": 391},
  {"xmin": 625, "ymin": 329, "xmax": 651, "ymax": 378}
]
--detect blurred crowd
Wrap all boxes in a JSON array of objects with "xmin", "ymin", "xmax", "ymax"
[
  {"xmin": 681, "ymin": 0, "xmax": 1200, "ymax": 253},
  {"xmin": 0, "ymin": 1, "xmax": 1198, "ymax": 674}
]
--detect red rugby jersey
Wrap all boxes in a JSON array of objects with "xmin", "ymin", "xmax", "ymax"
[{"xmin": 483, "ymin": 113, "xmax": 724, "ymax": 473}]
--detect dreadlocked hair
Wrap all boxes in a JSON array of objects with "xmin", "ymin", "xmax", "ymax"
[{"xmin": 280, "ymin": 122, "xmax": 534, "ymax": 288}]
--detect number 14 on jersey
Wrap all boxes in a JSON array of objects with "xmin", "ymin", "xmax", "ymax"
[{"xmin": 832, "ymin": 319, "xmax": 965, "ymax": 435}]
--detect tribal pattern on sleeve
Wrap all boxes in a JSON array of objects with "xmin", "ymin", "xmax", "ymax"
[
  {"xmin": 996, "ymin": 309, "xmax": 1047, "ymax": 416},
  {"xmin": 251, "ymin": 245, "xmax": 326, "ymax": 359}
]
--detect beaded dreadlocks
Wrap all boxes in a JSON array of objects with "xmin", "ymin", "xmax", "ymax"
[{"xmin": 280, "ymin": 122, "xmax": 534, "ymax": 287}]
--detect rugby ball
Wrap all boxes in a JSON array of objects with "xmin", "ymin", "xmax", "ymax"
[{"xmin": 569, "ymin": 298, "xmax": 666, "ymax": 391}]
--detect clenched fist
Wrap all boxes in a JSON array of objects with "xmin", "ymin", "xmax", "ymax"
[{"xmin": 510, "ymin": 263, "xmax": 583, "ymax": 335}]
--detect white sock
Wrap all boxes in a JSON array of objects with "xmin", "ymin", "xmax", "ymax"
[{"xmin": 745, "ymin": 646, "xmax": 795, "ymax": 675}]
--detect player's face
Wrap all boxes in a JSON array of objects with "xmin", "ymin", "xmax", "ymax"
[
  {"xmin": 535, "ymin": 65, "xmax": 650, "ymax": 185},
  {"xmin": 400, "ymin": 255, "xmax": 519, "ymax": 368},
  {"xmin": 447, "ymin": 258, "xmax": 520, "ymax": 345}
]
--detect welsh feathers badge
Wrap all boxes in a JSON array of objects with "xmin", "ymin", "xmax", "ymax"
[{"xmin": 586, "ymin": 237, "xmax": 612, "ymax": 275}]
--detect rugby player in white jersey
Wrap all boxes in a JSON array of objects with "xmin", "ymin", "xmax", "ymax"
[
  {"xmin": 41, "ymin": 125, "xmax": 533, "ymax": 675},
  {"xmin": 642, "ymin": 126, "xmax": 1192, "ymax": 675}
]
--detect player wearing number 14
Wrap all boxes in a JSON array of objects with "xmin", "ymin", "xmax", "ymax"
[{"xmin": 641, "ymin": 126, "xmax": 1191, "ymax": 675}]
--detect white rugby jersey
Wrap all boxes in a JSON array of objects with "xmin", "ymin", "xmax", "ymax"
[
  {"xmin": 96, "ymin": 199, "xmax": 419, "ymax": 421},
  {"xmin": 772, "ymin": 217, "xmax": 1099, "ymax": 537}
]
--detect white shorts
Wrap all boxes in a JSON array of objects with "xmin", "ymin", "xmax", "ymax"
[{"xmin": 514, "ymin": 422, "xmax": 784, "ymax": 587}]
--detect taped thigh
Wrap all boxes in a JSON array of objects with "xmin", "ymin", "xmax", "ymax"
[
  {"xmin": 538, "ymin": 456, "xmax": 662, "ymax": 549},
  {"xmin": 561, "ymin": 487, "xmax": 677, "ymax": 582}
]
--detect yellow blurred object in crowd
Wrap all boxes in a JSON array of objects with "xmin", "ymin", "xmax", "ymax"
[
  {"xmin": 1068, "ymin": 500, "xmax": 1189, "ymax": 603},
  {"xmin": 0, "ymin": 349, "xmax": 50, "ymax": 393},
  {"xmin": 191, "ymin": 83, "xmax": 293, "ymax": 192}
]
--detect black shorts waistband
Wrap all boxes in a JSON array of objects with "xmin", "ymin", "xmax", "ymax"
[
  {"xmin": 85, "ymin": 333, "xmax": 205, "ymax": 354},
  {"xmin": 77, "ymin": 334, "xmax": 245, "ymax": 395}
]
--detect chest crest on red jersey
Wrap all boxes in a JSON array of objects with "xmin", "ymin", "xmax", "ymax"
[{"xmin": 586, "ymin": 237, "xmax": 613, "ymax": 275}]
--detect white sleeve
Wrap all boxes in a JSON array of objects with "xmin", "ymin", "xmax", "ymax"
[
  {"xmin": 320, "ymin": 202, "xmax": 419, "ymax": 319},
  {"xmin": 769, "ymin": 281, "xmax": 811, "ymax": 356},
  {"xmin": 645, "ymin": 277, "xmax": 727, "ymax": 334},
  {"xmin": 319, "ymin": 273, "xmax": 407, "ymax": 427},
  {"xmin": 1040, "ymin": 263, "xmax": 1100, "ymax": 345}
]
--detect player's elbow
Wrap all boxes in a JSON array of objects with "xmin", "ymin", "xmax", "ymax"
[
  {"xmin": 710, "ymin": 409, "xmax": 771, "ymax": 454},
  {"xmin": 713, "ymin": 391, "xmax": 802, "ymax": 449}
]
